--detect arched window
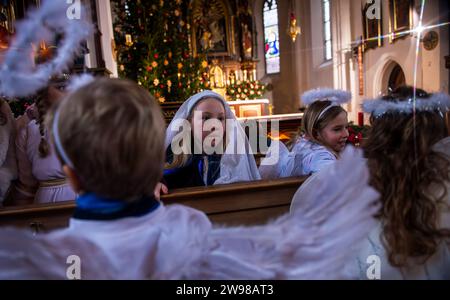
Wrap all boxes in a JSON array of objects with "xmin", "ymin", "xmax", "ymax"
[
  {"xmin": 388, "ymin": 64, "xmax": 406, "ymax": 91},
  {"xmin": 322, "ymin": 0, "xmax": 332, "ymax": 61},
  {"xmin": 263, "ymin": 0, "xmax": 280, "ymax": 74}
]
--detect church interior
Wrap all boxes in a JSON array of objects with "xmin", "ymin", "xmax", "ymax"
[{"xmin": 0, "ymin": 0, "xmax": 449, "ymax": 280}]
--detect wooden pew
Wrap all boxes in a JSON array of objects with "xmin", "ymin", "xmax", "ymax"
[{"xmin": 0, "ymin": 177, "xmax": 307, "ymax": 233}]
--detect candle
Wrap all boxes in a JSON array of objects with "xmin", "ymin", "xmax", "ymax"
[
  {"xmin": 253, "ymin": 69, "xmax": 257, "ymax": 81},
  {"xmin": 358, "ymin": 112, "xmax": 364, "ymax": 127}
]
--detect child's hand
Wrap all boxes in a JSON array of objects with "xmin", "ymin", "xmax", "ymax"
[{"xmin": 154, "ymin": 182, "xmax": 168, "ymax": 200}]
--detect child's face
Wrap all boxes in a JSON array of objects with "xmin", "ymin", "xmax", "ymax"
[
  {"xmin": 190, "ymin": 98, "xmax": 226, "ymax": 149},
  {"xmin": 317, "ymin": 111, "xmax": 349, "ymax": 153}
]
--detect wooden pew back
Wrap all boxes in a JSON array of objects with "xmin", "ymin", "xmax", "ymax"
[{"xmin": 0, "ymin": 177, "xmax": 307, "ymax": 233}]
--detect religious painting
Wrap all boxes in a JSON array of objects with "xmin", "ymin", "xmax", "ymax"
[
  {"xmin": 389, "ymin": 0, "xmax": 413, "ymax": 41},
  {"xmin": 362, "ymin": 2, "xmax": 383, "ymax": 50},
  {"xmin": 0, "ymin": 0, "xmax": 16, "ymax": 33},
  {"xmin": 191, "ymin": 0, "xmax": 233, "ymax": 56},
  {"xmin": 237, "ymin": 0, "xmax": 254, "ymax": 60},
  {"xmin": 239, "ymin": 104, "xmax": 262, "ymax": 118}
]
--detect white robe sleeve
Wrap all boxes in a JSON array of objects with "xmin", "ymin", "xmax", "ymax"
[
  {"xmin": 0, "ymin": 228, "xmax": 111, "ymax": 279},
  {"xmin": 259, "ymin": 140, "xmax": 291, "ymax": 180},
  {"xmin": 302, "ymin": 150, "xmax": 336, "ymax": 175}
]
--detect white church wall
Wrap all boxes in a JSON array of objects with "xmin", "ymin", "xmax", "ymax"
[
  {"xmin": 97, "ymin": 0, "xmax": 118, "ymax": 77},
  {"xmin": 344, "ymin": 0, "xmax": 448, "ymax": 124},
  {"xmin": 308, "ymin": 0, "xmax": 334, "ymax": 92}
]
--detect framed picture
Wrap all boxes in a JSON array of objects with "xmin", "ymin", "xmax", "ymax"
[
  {"xmin": 389, "ymin": 0, "xmax": 414, "ymax": 42},
  {"xmin": 191, "ymin": 0, "xmax": 235, "ymax": 57},
  {"xmin": 362, "ymin": 2, "xmax": 383, "ymax": 50},
  {"xmin": 239, "ymin": 104, "xmax": 262, "ymax": 118}
]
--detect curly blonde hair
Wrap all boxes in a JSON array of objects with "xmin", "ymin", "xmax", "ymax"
[{"xmin": 364, "ymin": 86, "xmax": 450, "ymax": 267}]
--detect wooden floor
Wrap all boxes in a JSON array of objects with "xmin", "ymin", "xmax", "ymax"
[{"xmin": 0, "ymin": 177, "xmax": 307, "ymax": 233}]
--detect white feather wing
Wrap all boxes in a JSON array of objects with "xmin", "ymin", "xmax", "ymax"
[{"xmin": 183, "ymin": 147, "xmax": 380, "ymax": 279}]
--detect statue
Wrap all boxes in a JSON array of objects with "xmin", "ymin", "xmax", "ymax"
[
  {"xmin": 209, "ymin": 59, "xmax": 224, "ymax": 88},
  {"xmin": 242, "ymin": 23, "xmax": 252, "ymax": 59},
  {"xmin": 208, "ymin": 59, "xmax": 226, "ymax": 99}
]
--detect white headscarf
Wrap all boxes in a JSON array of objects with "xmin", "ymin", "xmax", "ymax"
[{"xmin": 164, "ymin": 90, "xmax": 261, "ymax": 185}]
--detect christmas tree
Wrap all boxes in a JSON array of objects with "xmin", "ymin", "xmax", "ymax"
[{"xmin": 112, "ymin": 0, "xmax": 210, "ymax": 103}]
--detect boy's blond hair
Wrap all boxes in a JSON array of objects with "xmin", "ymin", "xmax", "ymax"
[{"xmin": 51, "ymin": 78, "xmax": 165, "ymax": 201}]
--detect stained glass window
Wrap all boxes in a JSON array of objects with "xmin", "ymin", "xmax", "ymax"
[
  {"xmin": 263, "ymin": 0, "xmax": 280, "ymax": 74},
  {"xmin": 323, "ymin": 0, "xmax": 332, "ymax": 61}
]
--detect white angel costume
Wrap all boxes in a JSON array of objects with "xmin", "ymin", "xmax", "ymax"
[
  {"xmin": 341, "ymin": 137, "xmax": 450, "ymax": 280},
  {"xmin": 292, "ymin": 90, "xmax": 450, "ymax": 279},
  {"xmin": 259, "ymin": 139, "xmax": 336, "ymax": 179},
  {"xmin": 259, "ymin": 88, "xmax": 350, "ymax": 179},
  {"xmin": 164, "ymin": 90, "xmax": 260, "ymax": 187},
  {"xmin": 0, "ymin": 147, "xmax": 380, "ymax": 279}
]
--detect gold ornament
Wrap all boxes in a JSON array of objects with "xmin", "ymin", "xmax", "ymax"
[
  {"xmin": 208, "ymin": 59, "xmax": 224, "ymax": 88},
  {"xmin": 153, "ymin": 78, "xmax": 160, "ymax": 86},
  {"xmin": 288, "ymin": 13, "xmax": 301, "ymax": 43},
  {"xmin": 164, "ymin": 60, "xmax": 169, "ymax": 66},
  {"xmin": 152, "ymin": 61, "xmax": 158, "ymax": 67},
  {"xmin": 159, "ymin": 97, "xmax": 166, "ymax": 103},
  {"xmin": 201, "ymin": 60, "xmax": 208, "ymax": 68}
]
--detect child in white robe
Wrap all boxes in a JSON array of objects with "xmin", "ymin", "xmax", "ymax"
[
  {"xmin": 294, "ymin": 86, "xmax": 450, "ymax": 279},
  {"xmin": 0, "ymin": 78, "xmax": 380, "ymax": 279},
  {"xmin": 348, "ymin": 86, "xmax": 450, "ymax": 279},
  {"xmin": 260, "ymin": 88, "xmax": 351, "ymax": 179}
]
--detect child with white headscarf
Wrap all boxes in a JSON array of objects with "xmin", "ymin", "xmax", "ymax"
[{"xmin": 162, "ymin": 90, "xmax": 261, "ymax": 190}]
